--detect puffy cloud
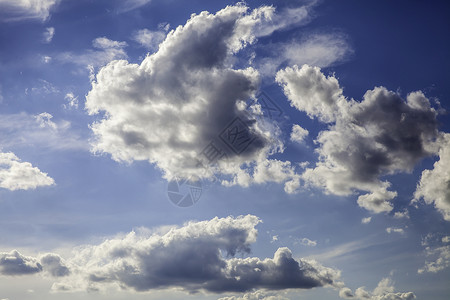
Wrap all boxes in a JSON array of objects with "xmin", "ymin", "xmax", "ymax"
[
  {"xmin": 133, "ymin": 23, "xmax": 169, "ymax": 51},
  {"xmin": 42, "ymin": 26, "xmax": 54, "ymax": 43},
  {"xmin": 361, "ymin": 217, "xmax": 372, "ymax": 224},
  {"xmin": 418, "ymin": 245, "xmax": 450, "ymax": 274},
  {"xmin": 0, "ymin": 151, "xmax": 54, "ymax": 191},
  {"xmin": 413, "ymin": 133, "xmax": 450, "ymax": 221},
  {"xmin": 86, "ymin": 4, "xmax": 300, "ymax": 189},
  {"xmin": 49, "ymin": 215, "xmax": 341, "ymax": 293},
  {"xmin": 0, "ymin": 250, "xmax": 42, "ymax": 276},
  {"xmin": 385, "ymin": 228, "xmax": 404, "ymax": 235},
  {"xmin": 339, "ymin": 287, "xmax": 354, "ymax": 299},
  {"xmin": 58, "ymin": 37, "xmax": 128, "ymax": 68},
  {"xmin": 0, "ymin": 0, "xmax": 59, "ymax": 22},
  {"xmin": 393, "ymin": 209, "xmax": 409, "ymax": 219},
  {"xmin": 39, "ymin": 253, "xmax": 70, "ymax": 277},
  {"xmin": 300, "ymin": 238, "xmax": 317, "ymax": 247},
  {"xmin": 277, "ymin": 64, "xmax": 440, "ymax": 214},
  {"xmin": 276, "ymin": 64, "xmax": 346, "ymax": 123},
  {"xmin": 340, "ymin": 278, "xmax": 415, "ymax": 300},
  {"xmin": 290, "ymin": 124, "xmax": 309, "ymax": 144},
  {"xmin": 0, "ymin": 251, "xmax": 69, "ymax": 277}
]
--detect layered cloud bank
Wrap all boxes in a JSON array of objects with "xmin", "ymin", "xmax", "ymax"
[
  {"xmin": 0, "ymin": 215, "xmax": 342, "ymax": 295},
  {"xmin": 277, "ymin": 64, "xmax": 443, "ymax": 216}
]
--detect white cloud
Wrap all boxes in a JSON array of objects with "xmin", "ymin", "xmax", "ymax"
[
  {"xmin": 277, "ymin": 64, "xmax": 440, "ymax": 214},
  {"xmin": 339, "ymin": 277, "xmax": 415, "ymax": 300},
  {"xmin": 63, "ymin": 92, "xmax": 78, "ymax": 109},
  {"xmin": 0, "ymin": 0, "xmax": 59, "ymax": 22},
  {"xmin": 133, "ymin": 24, "xmax": 169, "ymax": 51},
  {"xmin": 47, "ymin": 215, "xmax": 341, "ymax": 293},
  {"xmin": 258, "ymin": 33, "xmax": 352, "ymax": 77},
  {"xmin": 0, "ymin": 112, "xmax": 87, "ymax": 151},
  {"xmin": 85, "ymin": 4, "xmax": 301, "ymax": 191},
  {"xmin": 418, "ymin": 245, "xmax": 450, "ymax": 274},
  {"xmin": 58, "ymin": 37, "xmax": 128, "ymax": 68},
  {"xmin": 301, "ymin": 238, "xmax": 317, "ymax": 247},
  {"xmin": 385, "ymin": 227, "xmax": 404, "ymax": 235},
  {"xmin": 218, "ymin": 290, "xmax": 289, "ymax": 300},
  {"xmin": 393, "ymin": 209, "xmax": 409, "ymax": 219},
  {"xmin": 0, "ymin": 151, "xmax": 54, "ymax": 191},
  {"xmin": 290, "ymin": 124, "xmax": 309, "ymax": 144},
  {"xmin": 42, "ymin": 26, "xmax": 54, "ymax": 43},
  {"xmin": 413, "ymin": 133, "xmax": 450, "ymax": 221},
  {"xmin": 116, "ymin": 0, "xmax": 151, "ymax": 13},
  {"xmin": 361, "ymin": 217, "xmax": 372, "ymax": 224},
  {"xmin": 276, "ymin": 64, "xmax": 347, "ymax": 123},
  {"xmin": 442, "ymin": 236, "xmax": 450, "ymax": 243}
]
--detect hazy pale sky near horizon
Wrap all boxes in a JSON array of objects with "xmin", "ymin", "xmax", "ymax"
[{"xmin": 0, "ymin": 0, "xmax": 449, "ymax": 299}]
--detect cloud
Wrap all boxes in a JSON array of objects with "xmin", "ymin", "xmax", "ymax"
[
  {"xmin": 361, "ymin": 217, "xmax": 372, "ymax": 224},
  {"xmin": 0, "ymin": 151, "xmax": 54, "ymax": 191},
  {"xmin": 413, "ymin": 133, "xmax": 450, "ymax": 221},
  {"xmin": 385, "ymin": 228, "xmax": 404, "ymax": 235},
  {"xmin": 0, "ymin": 0, "xmax": 59, "ymax": 22},
  {"xmin": 63, "ymin": 92, "xmax": 78, "ymax": 109},
  {"xmin": 393, "ymin": 209, "xmax": 409, "ymax": 219},
  {"xmin": 86, "ymin": 4, "xmax": 301, "ymax": 189},
  {"xmin": 58, "ymin": 37, "xmax": 128, "ymax": 68},
  {"xmin": 0, "ymin": 250, "xmax": 42, "ymax": 275},
  {"xmin": 300, "ymin": 238, "xmax": 317, "ymax": 247},
  {"xmin": 339, "ymin": 277, "xmax": 415, "ymax": 300},
  {"xmin": 48, "ymin": 215, "xmax": 341, "ymax": 293},
  {"xmin": 0, "ymin": 112, "xmax": 87, "ymax": 151},
  {"xmin": 133, "ymin": 23, "xmax": 169, "ymax": 51},
  {"xmin": 258, "ymin": 33, "xmax": 352, "ymax": 77},
  {"xmin": 39, "ymin": 254, "xmax": 70, "ymax": 277},
  {"xmin": 418, "ymin": 245, "xmax": 450, "ymax": 274},
  {"xmin": 42, "ymin": 26, "xmax": 54, "ymax": 43},
  {"xmin": 218, "ymin": 290, "xmax": 289, "ymax": 300},
  {"xmin": 116, "ymin": 0, "xmax": 152, "ymax": 13},
  {"xmin": 0, "ymin": 251, "xmax": 69, "ymax": 277},
  {"xmin": 277, "ymin": 64, "xmax": 440, "ymax": 214},
  {"xmin": 290, "ymin": 124, "xmax": 308, "ymax": 144}
]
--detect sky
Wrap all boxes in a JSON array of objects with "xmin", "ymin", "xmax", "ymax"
[{"xmin": 0, "ymin": 0, "xmax": 449, "ymax": 299}]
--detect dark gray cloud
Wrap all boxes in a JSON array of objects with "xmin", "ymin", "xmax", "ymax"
[
  {"xmin": 40, "ymin": 253, "xmax": 70, "ymax": 277},
  {"xmin": 277, "ymin": 64, "xmax": 440, "ymax": 213},
  {"xmin": 50, "ymin": 215, "xmax": 341, "ymax": 293}
]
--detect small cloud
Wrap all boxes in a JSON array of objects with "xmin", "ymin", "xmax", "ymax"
[
  {"xmin": 442, "ymin": 236, "xmax": 450, "ymax": 243},
  {"xmin": 42, "ymin": 55, "xmax": 52, "ymax": 63},
  {"xmin": 301, "ymin": 238, "xmax": 317, "ymax": 247},
  {"xmin": 133, "ymin": 24, "xmax": 169, "ymax": 51},
  {"xmin": 393, "ymin": 209, "xmax": 410, "ymax": 219},
  {"xmin": 271, "ymin": 235, "xmax": 278, "ymax": 243},
  {"xmin": 43, "ymin": 27, "xmax": 54, "ymax": 43},
  {"xmin": 290, "ymin": 124, "xmax": 309, "ymax": 144},
  {"xmin": 386, "ymin": 227, "xmax": 404, "ymax": 234},
  {"xmin": 361, "ymin": 217, "xmax": 372, "ymax": 224},
  {"xmin": 63, "ymin": 92, "xmax": 78, "ymax": 109}
]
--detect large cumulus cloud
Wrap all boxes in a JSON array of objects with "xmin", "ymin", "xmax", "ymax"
[
  {"xmin": 276, "ymin": 64, "xmax": 440, "ymax": 214},
  {"xmin": 85, "ymin": 4, "xmax": 308, "ymax": 192},
  {"xmin": 48, "ymin": 215, "xmax": 341, "ymax": 293},
  {"xmin": 86, "ymin": 5, "xmax": 277, "ymax": 179},
  {"xmin": 413, "ymin": 133, "xmax": 450, "ymax": 221}
]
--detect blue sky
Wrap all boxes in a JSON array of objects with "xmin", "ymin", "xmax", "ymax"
[{"xmin": 0, "ymin": 0, "xmax": 449, "ymax": 299}]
